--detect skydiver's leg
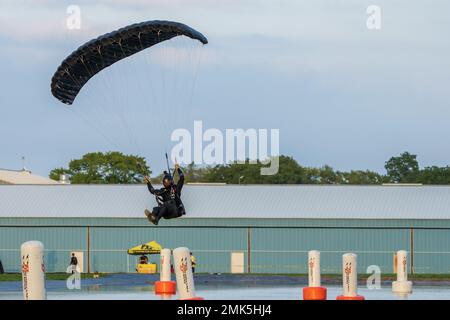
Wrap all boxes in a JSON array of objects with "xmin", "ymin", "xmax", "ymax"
[
  {"xmin": 155, "ymin": 205, "xmax": 169, "ymax": 224},
  {"xmin": 161, "ymin": 203, "xmax": 181, "ymax": 220},
  {"xmin": 178, "ymin": 205, "xmax": 186, "ymax": 217},
  {"xmin": 151, "ymin": 207, "xmax": 160, "ymax": 216}
]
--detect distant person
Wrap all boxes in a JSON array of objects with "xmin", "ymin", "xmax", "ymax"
[
  {"xmin": 190, "ymin": 252, "xmax": 197, "ymax": 273},
  {"xmin": 69, "ymin": 253, "xmax": 78, "ymax": 274},
  {"xmin": 139, "ymin": 255, "xmax": 148, "ymax": 264},
  {"xmin": 0, "ymin": 259, "xmax": 4, "ymax": 274}
]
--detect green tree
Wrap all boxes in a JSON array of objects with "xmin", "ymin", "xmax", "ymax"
[
  {"xmin": 304, "ymin": 165, "xmax": 344, "ymax": 184},
  {"xmin": 154, "ymin": 162, "xmax": 210, "ymax": 183},
  {"xmin": 384, "ymin": 152, "xmax": 419, "ymax": 183},
  {"xmin": 318, "ymin": 165, "xmax": 341, "ymax": 184},
  {"xmin": 49, "ymin": 152, "xmax": 150, "ymax": 184},
  {"xmin": 418, "ymin": 166, "xmax": 450, "ymax": 184},
  {"xmin": 202, "ymin": 156, "xmax": 305, "ymax": 184},
  {"xmin": 340, "ymin": 170, "xmax": 384, "ymax": 184},
  {"xmin": 49, "ymin": 151, "xmax": 449, "ymax": 185},
  {"xmin": 159, "ymin": 156, "xmax": 387, "ymax": 185},
  {"xmin": 181, "ymin": 162, "xmax": 209, "ymax": 183},
  {"xmin": 48, "ymin": 168, "xmax": 72, "ymax": 181}
]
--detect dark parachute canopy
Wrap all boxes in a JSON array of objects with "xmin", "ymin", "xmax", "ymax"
[{"xmin": 51, "ymin": 20, "xmax": 208, "ymax": 105}]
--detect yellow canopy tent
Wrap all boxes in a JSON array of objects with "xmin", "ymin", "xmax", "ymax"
[{"xmin": 127, "ymin": 240, "xmax": 162, "ymax": 255}]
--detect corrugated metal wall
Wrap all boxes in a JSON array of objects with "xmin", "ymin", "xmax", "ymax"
[
  {"xmin": 250, "ymin": 228, "xmax": 410, "ymax": 273},
  {"xmin": 89, "ymin": 227, "xmax": 247, "ymax": 273},
  {"xmin": 1, "ymin": 219, "xmax": 450, "ymax": 274},
  {"xmin": 414, "ymin": 229, "xmax": 450, "ymax": 273},
  {"xmin": 0, "ymin": 226, "xmax": 86, "ymax": 272}
]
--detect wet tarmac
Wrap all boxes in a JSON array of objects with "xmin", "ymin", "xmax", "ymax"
[{"xmin": 1, "ymin": 274, "xmax": 449, "ymax": 300}]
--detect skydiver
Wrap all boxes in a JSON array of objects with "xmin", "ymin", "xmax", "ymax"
[{"xmin": 143, "ymin": 163, "xmax": 186, "ymax": 225}]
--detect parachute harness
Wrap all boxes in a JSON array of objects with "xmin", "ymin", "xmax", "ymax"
[{"xmin": 170, "ymin": 185, "xmax": 176, "ymax": 200}]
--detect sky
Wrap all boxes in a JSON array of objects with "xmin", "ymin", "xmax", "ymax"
[{"xmin": 1, "ymin": 0, "xmax": 450, "ymax": 177}]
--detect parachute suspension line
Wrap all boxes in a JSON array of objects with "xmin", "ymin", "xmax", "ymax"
[
  {"xmin": 69, "ymin": 107, "xmax": 123, "ymax": 151},
  {"xmin": 83, "ymin": 47, "xmax": 139, "ymax": 153},
  {"xmin": 79, "ymin": 56, "xmax": 113, "ymax": 120},
  {"xmin": 135, "ymin": 32, "xmax": 153, "ymax": 109},
  {"xmin": 86, "ymin": 50, "xmax": 123, "ymax": 143},
  {"xmin": 92, "ymin": 47, "xmax": 120, "ymax": 121},
  {"xmin": 169, "ymin": 35, "xmax": 186, "ymax": 154},
  {"xmin": 157, "ymin": 31, "xmax": 172, "ymax": 156},
  {"xmin": 115, "ymin": 40, "xmax": 143, "ymax": 155},
  {"xmin": 187, "ymin": 42, "xmax": 204, "ymax": 113},
  {"xmin": 137, "ymin": 32, "xmax": 159, "ymax": 128},
  {"xmin": 143, "ymin": 36, "xmax": 172, "ymax": 165},
  {"xmin": 179, "ymin": 37, "xmax": 192, "ymax": 122},
  {"xmin": 150, "ymin": 35, "xmax": 204, "ymax": 160},
  {"xmin": 158, "ymin": 31, "xmax": 168, "ymax": 131},
  {"xmin": 120, "ymin": 32, "xmax": 154, "ymax": 157},
  {"xmin": 91, "ymin": 40, "xmax": 140, "ymax": 155},
  {"xmin": 139, "ymin": 34, "xmax": 159, "ymax": 133},
  {"xmin": 164, "ymin": 36, "xmax": 202, "ymax": 152},
  {"xmin": 109, "ymin": 41, "xmax": 132, "ymax": 147},
  {"xmin": 177, "ymin": 39, "xmax": 190, "ymax": 147},
  {"xmin": 165, "ymin": 35, "xmax": 177, "ymax": 140},
  {"xmin": 63, "ymin": 69, "xmax": 123, "ymax": 150},
  {"xmin": 129, "ymin": 34, "xmax": 157, "ymax": 157},
  {"xmin": 85, "ymin": 54, "xmax": 134, "ymax": 152}
]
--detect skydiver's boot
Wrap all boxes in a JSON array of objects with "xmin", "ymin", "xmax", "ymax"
[
  {"xmin": 150, "ymin": 214, "xmax": 158, "ymax": 225},
  {"xmin": 179, "ymin": 205, "xmax": 186, "ymax": 216},
  {"xmin": 144, "ymin": 209, "xmax": 158, "ymax": 225}
]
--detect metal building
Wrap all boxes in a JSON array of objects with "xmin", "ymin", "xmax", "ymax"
[{"xmin": 1, "ymin": 184, "xmax": 450, "ymax": 274}]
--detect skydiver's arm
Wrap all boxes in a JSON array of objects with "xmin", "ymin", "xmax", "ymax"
[
  {"xmin": 147, "ymin": 182, "xmax": 164, "ymax": 196},
  {"xmin": 176, "ymin": 167, "xmax": 185, "ymax": 194},
  {"xmin": 146, "ymin": 181, "xmax": 155, "ymax": 194}
]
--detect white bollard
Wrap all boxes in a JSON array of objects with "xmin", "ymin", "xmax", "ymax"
[
  {"xmin": 308, "ymin": 250, "xmax": 321, "ymax": 287},
  {"xmin": 160, "ymin": 248, "xmax": 172, "ymax": 282},
  {"xmin": 154, "ymin": 248, "xmax": 176, "ymax": 295},
  {"xmin": 392, "ymin": 250, "xmax": 413, "ymax": 295},
  {"xmin": 337, "ymin": 253, "xmax": 364, "ymax": 300},
  {"xmin": 342, "ymin": 253, "xmax": 357, "ymax": 297},
  {"xmin": 21, "ymin": 241, "xmax": 46, "ymax": 300},
  {"xmin": 173, "ymin": 247, "xmax": 203, "ymax": 300},
  {"xmin": 302, "ymin": 250, "xmax": 327, "ymax": 300}
]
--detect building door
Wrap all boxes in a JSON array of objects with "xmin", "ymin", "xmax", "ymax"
[{"xmin": 231, "ymin": 252, "xmax": 245, "ymax": 273}]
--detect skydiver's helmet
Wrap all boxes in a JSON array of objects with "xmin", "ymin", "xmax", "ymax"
[{"xmin": 162, "ymin": 171, "xmax": 173, "ymax": 188}]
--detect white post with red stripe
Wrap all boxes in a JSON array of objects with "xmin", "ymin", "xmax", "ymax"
[
  {"xmin": 302, "ymin": 250, "xmax": 327, "ymax": 300},
  {"xmin": 21, "ymin": 241, "xmax": 46, "ymax": 300},
  {"xmin": 160, "ymin": 248, "xmax": 172, "ymax": 282},
  {"xmin": 154, "ymin": 248, "xmax": 176, "ymax": 295},
  {"xmin": 173, "ymin": 247, "xmax": 203, "ymax": 300},
  {"xmin": 337, "ymin": 253, "xmax": 364, "ymax": 300},
  {"xmin": 392, "ymin": 250, "xmax": 412, "ymax": 295}
]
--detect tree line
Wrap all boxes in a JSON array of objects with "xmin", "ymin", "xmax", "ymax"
[{"xmin": 49, "ymin": 151, "xmax": 450, "ymax": 185}]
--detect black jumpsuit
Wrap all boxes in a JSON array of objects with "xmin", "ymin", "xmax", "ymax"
[{"xmin": 146, "ymin": 168, "xmax": 186, "ymax": 222}]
